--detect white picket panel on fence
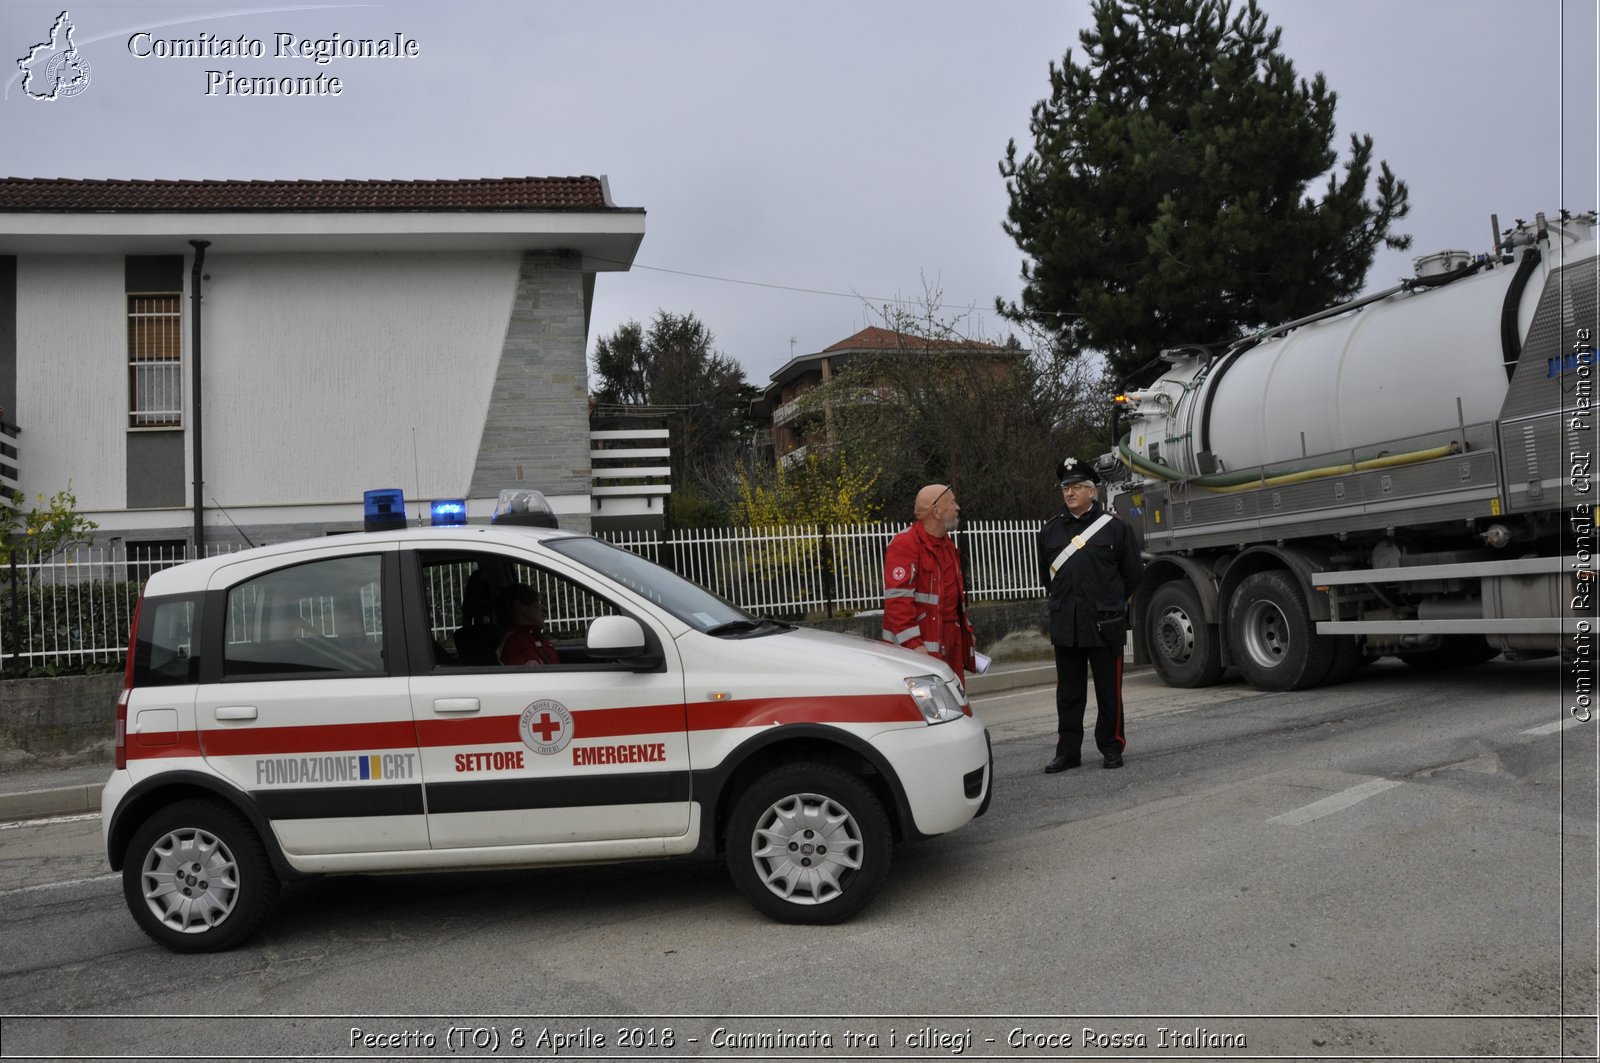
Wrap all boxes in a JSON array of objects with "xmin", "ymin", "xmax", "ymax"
[{"xmin": 2, "ymin": 520, "xmax": 1045, "ymax": 672}]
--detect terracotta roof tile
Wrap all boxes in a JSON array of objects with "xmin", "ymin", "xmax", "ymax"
[
  {"xmin": 823, "ymin": 325, "xmax": 999, "ymax": 353},
  {"xmin": 0, "ymin": 177, "xmax": 636, "ymax": 213}
]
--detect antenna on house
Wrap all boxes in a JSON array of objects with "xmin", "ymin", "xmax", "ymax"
[
  {"xmin": 790, "ymin": 336, "xmax": 797, "ymax": 359},
  {"xmin": 210, "ymin": 498, "xmax": 256, "ymax": 548}
]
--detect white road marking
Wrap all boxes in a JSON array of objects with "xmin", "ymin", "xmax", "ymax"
[
  {"xmin": 0, "ymin": 812, "xmax": 99, "ymax": 831},
  {"xmin": 1521, "ymin": 718, "xmax": 1584, "ymax": 736},
  {"xmin": 0, "ymin": 872, "xmax": 118, "ymax": 896},
  {"xmin": 1269, "ymin": 778, "xmax": 1403, "ymax": 826}
]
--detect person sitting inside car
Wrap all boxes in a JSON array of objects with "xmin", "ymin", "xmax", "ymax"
[{"xmin": 498, "ymin": 583, "xmax": 559, "ymax": 666}]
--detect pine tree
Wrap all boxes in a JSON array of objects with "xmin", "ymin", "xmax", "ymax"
[{"xmin": 999, "ymin": 0, "xmax": 1411, "ymax": 384}]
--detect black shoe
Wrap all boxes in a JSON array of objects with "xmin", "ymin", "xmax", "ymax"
[
  {"xmin": 1102, "ymin": 753, "xmax": 1124, "ymax": 769},
  {"xmin": 1044, "ymin": 755, "xmax": 1081, "ymax": 774}
]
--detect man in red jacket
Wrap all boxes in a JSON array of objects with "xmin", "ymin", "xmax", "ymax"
[{"xmin": 881, "ymin": 483, "xmax": 975, "ymax": 679}]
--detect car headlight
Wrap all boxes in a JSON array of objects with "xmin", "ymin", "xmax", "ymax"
[{"xmin": 905, "ymin": 674, "xmax": 965, "ymax": 724}]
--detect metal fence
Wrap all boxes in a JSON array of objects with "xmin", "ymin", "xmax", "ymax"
[{"xmin": 0, "ymin": 520, "xmax": 1044, "ymax": 673}]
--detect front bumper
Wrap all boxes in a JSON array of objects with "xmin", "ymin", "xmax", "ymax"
[{"xmin": 870, "ymin": 714, "xmax": 990, "ymax": 837}]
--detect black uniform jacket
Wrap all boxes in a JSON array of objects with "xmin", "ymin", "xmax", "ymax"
[{"xmin": 1037, "ymin": 502, "xmax": 1145, "ymax": 648}]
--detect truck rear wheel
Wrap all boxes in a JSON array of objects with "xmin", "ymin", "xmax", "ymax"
[
  {"xmin": 1146, "ymin": 580, "xmax": 1224, "ymax": 687},
  {"xmin": 1228, "ymin": 571, "xmax": 1334, "ymax": 692},
  {"xmin": 1315, "ymin": 635, "xmax": 1364, "ymax": 686}
]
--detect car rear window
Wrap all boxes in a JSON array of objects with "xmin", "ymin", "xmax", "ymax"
[{"xmin": 132, "ymin": 593, "xmax": 201, "ymax": 687}]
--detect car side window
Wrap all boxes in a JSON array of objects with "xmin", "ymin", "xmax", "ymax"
[
  {"xmin": 419, "ymin": 550, "xmax": 622, "ymax": 671},
  {"xmin": 223, "ymin": 555, "xmax": 385, "ymax": 679}
]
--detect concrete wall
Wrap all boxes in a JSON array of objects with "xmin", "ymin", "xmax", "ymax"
[
  {"xmin": 808, "ymin": 598, "xmax": 1052, "ymax": 660},
  {"xmin": 0, "ymin": 673, "xmax": 120, "ymax": 766}
]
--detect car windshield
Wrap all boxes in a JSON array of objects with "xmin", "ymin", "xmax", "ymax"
[{"xmin": 547, "ymin": 536, "xmax": 752, "ymax": 633}]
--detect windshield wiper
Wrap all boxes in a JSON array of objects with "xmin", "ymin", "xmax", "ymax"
[{"xmin": 704, "ymin": 618, "xmax": 791, "ymax": 638}]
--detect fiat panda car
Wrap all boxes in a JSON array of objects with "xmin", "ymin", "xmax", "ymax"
[{"xmin": 103, "ymin": 515, "xmax": 992, "ymax": 951}]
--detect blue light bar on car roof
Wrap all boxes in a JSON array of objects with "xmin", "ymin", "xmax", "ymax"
[
  {"xmin": 430, "ymin": 499, "xmax": 467, "ymax": 526},
  {"xmin": 363, "ymin": 488, "xmax": 408, "ymax": 532}
]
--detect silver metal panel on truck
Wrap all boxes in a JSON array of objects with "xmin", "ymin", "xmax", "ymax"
[
  {"xmin": 1129, "ymin": 434, "xmax": 1504, "ymax": 551},
  {"xmin": 1498, "ymin": 255, "xmax": 1597, "ymax": 515}
]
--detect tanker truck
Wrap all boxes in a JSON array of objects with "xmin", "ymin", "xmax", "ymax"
[{"xmin": 1105, "ymin": 209, "xmax": 1596, "ymax": 691}]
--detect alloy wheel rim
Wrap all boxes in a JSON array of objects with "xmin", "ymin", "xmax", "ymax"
[
  {"xmin": 749, "ymin": 792, "xmax": 863, "ymax": 906},
  {"xmin": 140, "ymin": 826, "xmax": 241, "ymax": 933}
]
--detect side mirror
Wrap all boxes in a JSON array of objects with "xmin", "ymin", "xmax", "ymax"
[{"xmin": 586, "ymin": 615, "xmax": 648, "ymax": 660}]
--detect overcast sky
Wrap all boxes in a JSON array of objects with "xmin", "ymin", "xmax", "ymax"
[{"xmin": 4, "ymin": 0, "xmax": 1595, "ymax": 388}]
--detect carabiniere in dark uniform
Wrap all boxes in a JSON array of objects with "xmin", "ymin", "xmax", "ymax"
[{"xmin": 1038, "ymin": 456, "xmax": 1144, "ymax": 772}]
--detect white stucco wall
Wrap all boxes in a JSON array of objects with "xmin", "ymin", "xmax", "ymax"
[
  {"xmin": 200, "ymin": 251, "xmax": 521, "ymax": 507},
  {"xmin": 16, "ymin": 250, "xmax": 524, "ymax": 523},
  {"xmin": 16, "ymin": 255, "xmax": 128, "ymax": 510}
]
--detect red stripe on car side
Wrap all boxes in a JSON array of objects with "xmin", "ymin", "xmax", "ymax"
[
  {"xmin": 689, "ymin": 694, "xmax": 921, "ymax": 730},
  {"xmin": 125, "ymin": 731, "xmax": 203, "ymax": 759},
  {"xmin": 127, "ymin": 693, "xmax": 923, "ymax": 760},
  {"xmin": 198, "ymin": 720, "xmax": 420, "ymax": 758}
]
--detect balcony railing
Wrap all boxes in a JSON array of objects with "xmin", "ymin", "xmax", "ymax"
[
  {"xmin": 590, "ymin": 427, "xmax": 671, "ymax": 516},
  {"xmin": 772, "ymin": 387, "xmax": 893, "ymax": 429}
]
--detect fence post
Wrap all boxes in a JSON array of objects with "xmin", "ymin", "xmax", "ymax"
[
  {"xmin": 819, "ymin": 525, "xmax": 835, "ymax": 619},
  {"xmin": 662, "ymin": 528, "xmax": 677, "ymax": 575}
]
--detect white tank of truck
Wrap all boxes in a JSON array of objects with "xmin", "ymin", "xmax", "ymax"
[
  {"xmin": 1107, "ymin": 210, "xmax": 1597, "ymax": 694},
  {"xmin": 1119, "ymin": 212, "xmax": 1594, "ymax": 482}
]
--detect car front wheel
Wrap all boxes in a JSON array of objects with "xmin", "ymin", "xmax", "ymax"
[{"xmin": 726, "ymin": 763, "xmax": 891, "ymax": 924}]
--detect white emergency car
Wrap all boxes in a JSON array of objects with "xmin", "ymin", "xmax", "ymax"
[{"xmin": 103, "ymin": 497, "xmax": 992, "ymax": 952}]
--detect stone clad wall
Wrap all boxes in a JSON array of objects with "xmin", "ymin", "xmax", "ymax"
[{"xmin": 469, "ymin": 252, "xmax": 592, "ymax": 532}]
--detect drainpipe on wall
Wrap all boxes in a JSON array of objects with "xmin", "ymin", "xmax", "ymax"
[{"xmin": 189, "ymin": 240, "xmax": 208, "ymax": 553}]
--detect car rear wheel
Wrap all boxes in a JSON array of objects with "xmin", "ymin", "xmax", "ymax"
[
  {"xmin": 123, "ymin": 799, "xmax": 278, "ymax": 953},
  {"xmin": 726, "ymin": 763, "xmax": 891, "ymax": 924}
]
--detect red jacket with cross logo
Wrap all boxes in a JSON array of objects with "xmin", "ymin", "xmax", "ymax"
[{"xmin": 881, "ymin": 522, "xmax": 975, "ymax": 678}]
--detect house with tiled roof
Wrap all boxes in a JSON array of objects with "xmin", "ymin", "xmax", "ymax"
[
  {"xmin": 755, "ymin": 326, "xmax": 1020, "ymax": 466},
  {"xmin": 0, "ymin": 176, "xmax": 648, "ymax": 549}
]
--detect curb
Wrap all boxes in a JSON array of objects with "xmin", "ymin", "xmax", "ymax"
[
  {"xmin": 0, "ymin": 781, "xmax": 102, "ymax": 822},
  {"xmin": 966, "ymin": 663, "xmax": 1057, "ymax": 696}
]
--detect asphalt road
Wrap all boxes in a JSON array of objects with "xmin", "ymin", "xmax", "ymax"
[{"xmin": 1, "ymin": 658, "xmax": 1594, "ymax": 1061}]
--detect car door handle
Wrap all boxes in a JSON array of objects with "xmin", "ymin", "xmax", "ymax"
[
  {"xmin": 433, "ymin": 698, "xmax": 481, "ymax": 714},
  {"xmin": 214, "ymin": 705, "xmax": 257, "ymax": 721}
]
